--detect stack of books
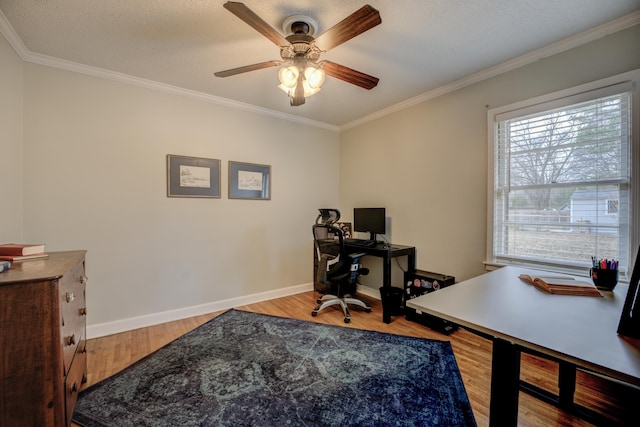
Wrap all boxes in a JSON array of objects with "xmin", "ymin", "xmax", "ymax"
[{"xmin": 0, "ymin": 243, "xmax": 48, "ymax": 262}]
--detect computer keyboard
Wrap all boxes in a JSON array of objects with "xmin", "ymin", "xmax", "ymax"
[{"xmin": 344, "ymin": 238, "xmax": 376, "ymax": 247}]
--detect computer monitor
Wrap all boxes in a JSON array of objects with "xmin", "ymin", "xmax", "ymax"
[{"xmin": 353, "ymin": 208, "xmax": 386, "ymax": 242}]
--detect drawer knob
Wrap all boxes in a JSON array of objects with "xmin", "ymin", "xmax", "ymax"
[
  {"xmin": 66, "ymin": 334, "xmax": 76, "ymax": 346},
  {"xmin": 65, "ymin": 292, "xmax": 75, "ymax": 303},
  {"xmin": 79, "ymin": 307, "xmax": 87, "ymax": 316},
  {"xmin": 80, "ymin": 275, "xmax": 88, "ymax": 284}
]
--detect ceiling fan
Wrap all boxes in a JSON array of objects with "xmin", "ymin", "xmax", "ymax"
[{"xmin": 214, "ymin": 2, "xmax": 381, "ymax": 106}]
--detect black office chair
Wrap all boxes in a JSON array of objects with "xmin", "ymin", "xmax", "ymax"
[{"xmin": 312, "ymin": 209, "xmax": 371, "ymax": 323}]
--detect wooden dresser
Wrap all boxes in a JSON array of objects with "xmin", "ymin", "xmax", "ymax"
[{"xmin": 0, "ymin": 251, "xmax": 87, "ymax": 427}]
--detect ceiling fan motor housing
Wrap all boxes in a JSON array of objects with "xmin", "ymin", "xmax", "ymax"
[
  {"xmin": 282, "ymin": 14, "xmax": 318, "ymax": 36},
  {"xmin": 290, "ymin": 21, "xmax": 309, "ymax": 35},
  {"xmin": 281, "ymin": 34, "xmax": 321, "ymax": 62}
]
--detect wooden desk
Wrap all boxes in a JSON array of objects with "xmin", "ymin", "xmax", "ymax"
[
  {"xmin": 406, "ymin": 266, "xmax": 640, "ymax": 426},
  {"xmin": 344, "ymin": 242, "xmax": 415, "ymax": 323}
]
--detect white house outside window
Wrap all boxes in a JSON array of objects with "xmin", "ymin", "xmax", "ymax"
[
  {"xmin": 608, "ymin": 199, "xmax": 619, "ymax": 215},
  {"xmin": 487, "ymin": 71, "xmax": 639, "ymax": 278}
]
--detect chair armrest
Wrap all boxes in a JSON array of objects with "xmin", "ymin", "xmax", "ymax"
[{"xmin": 347, "ymin": 252, "xmax": 367, "ymax": 262}]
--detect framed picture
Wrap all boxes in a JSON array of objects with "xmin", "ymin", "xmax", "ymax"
[
  {"xmin": 228, "ymin": 161, "xmax": 271, "ymax": 200},
  {"xmin": 167, "ymin": 154, "xmax": 221, "ymax": 198},
  {"xmin": 333, "ymin": 222, "xmax": 352, "ymax": 239}
]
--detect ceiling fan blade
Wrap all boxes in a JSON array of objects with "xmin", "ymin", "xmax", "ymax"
[
  {"xmin": 223, "ymin": 2, "xmax": 290, "ymax": 47},
  {"xmin": 214, "ymin": 60, "xmax": 283, "ymax": 77},
  {"xmin": 313, "ymin": 5, "xmax": 381, "ymax": 52},
  {"xmin": 321, "ymin": 61, "xmax": 379, "ymax": 90}
]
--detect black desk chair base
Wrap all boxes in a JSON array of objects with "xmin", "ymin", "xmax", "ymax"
[{"xmin": 312, "ymin": 294, "xmax": 371, "ymax": 323}]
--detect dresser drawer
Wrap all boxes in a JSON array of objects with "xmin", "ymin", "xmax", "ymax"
[
  {"xmin": 65, "ymin": 335, "xmax": 87, "ymax": 426},
  {"xmin": 0, "ymin": 251, "xmax": 87, "ymax": 427},
  {"xmin": 61, "ymin": 260, "xmax": 87, "ymax": 375}
]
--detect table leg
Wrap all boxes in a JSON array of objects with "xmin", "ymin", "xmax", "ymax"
[
  {"xmin": 490, "ymin": 338, "xmax": 521, "ymax": 427},
  {"xmin": 558, "ymin": 361, "xmax": 576, "ymax": 409}
]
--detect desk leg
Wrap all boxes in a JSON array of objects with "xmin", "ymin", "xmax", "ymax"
[
  {"xmin": 490, "ymin": 338, "xmax": 521, "ymax": 427},
  {"xmin": 558, "ymin": 361, "xmax": 576, "ymax": 409},
  {"xmin": 381, "ymin": 256, "xmax": 393, "ymax": 325},
  {"xmin": 379, "ymin": 248, "xmax": 415, "ymax": 324},
  {"xmin": 382, "ymin": 257, "xmax": 392, "ymax": 288},
  {"xmin": 407, "ymin": 248, "xmax": 415, "ymax": 273}
]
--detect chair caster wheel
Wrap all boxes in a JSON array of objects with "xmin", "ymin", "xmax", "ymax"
[
  {"xmin": 365, "ymin": 307, "xmax": 372, "ymax": 313},
  {"xmin": 316, "ymin": 299, "xmax": 323, "ymax": 304},
  {"xmin": 344, "ymin": 317, "xmax": 350, "ymax": 323},
  {"xmin": 311, "ymin": 311, "xmax": 318, "ymax": 317}
]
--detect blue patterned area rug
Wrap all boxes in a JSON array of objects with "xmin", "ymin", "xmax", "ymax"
[{"xmin": 73, "ymin": 309, "xmax": 476, "ymax": 426}]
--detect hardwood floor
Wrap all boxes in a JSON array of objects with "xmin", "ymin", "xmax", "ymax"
[{"xmin": 76, "ymin": 291, "xmax": 636, "ymax": 426}]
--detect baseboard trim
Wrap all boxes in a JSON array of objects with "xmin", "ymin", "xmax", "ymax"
[
  {"xmin": 357, "ymin": 285, "xmax": 382, "ymax": 299},
  {"xmin": 87, "ymin": 282, "xmax": 314, "ymax": 339}
]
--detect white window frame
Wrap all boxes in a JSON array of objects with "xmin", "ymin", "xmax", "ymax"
[{"xmin": 486, "ymin": 70, "xmax": 640, "ymax": 279}]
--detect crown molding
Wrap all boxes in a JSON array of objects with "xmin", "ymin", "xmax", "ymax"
[
  {"xmin": 0, "ymin": 9, "xmax": 338, "ymax": 132},
  {"xmin": 2, "ymin": 8, "xmax": 637, "ymax": 133},
  {"xmin": 340, "ymin": 10, "xmax": 640, "ymax": 131},
  {"xmin": 24, "ymin": 51, "xmax": 340, "ymax": 132},
  {"xmin": 0, "ymin": 9, "xmax": 28, "ymax": 60}
]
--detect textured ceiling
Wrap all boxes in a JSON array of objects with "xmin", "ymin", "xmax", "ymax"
[{"xmin": 1, "ymin": 0, "xmax": 639, "ymax": 128}]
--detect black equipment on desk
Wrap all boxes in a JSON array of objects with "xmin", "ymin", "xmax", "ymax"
[
  {"xmin": 353, "ymin": 207, "xmax": 385, "ymax": 243},
  {"xmin": 404, "ymin": 269, "xmax": 458, "ymax": 335},
  {"xmin": 344, "ymin": 238, "xmax": 377, "ymax": 247}
]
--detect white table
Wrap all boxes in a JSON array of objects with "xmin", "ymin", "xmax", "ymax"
[{"xmin": 406, "ymin": 266, "xmax": 640, "ymax": 426}]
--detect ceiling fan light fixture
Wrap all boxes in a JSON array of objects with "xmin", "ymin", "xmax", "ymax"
[
  {"xmin": 304, "ymin": 66, "xmax": 325, "ymax": 90},
  {"xmin": 277, "ymin": 64, "xmax": 325, "ymax": 103},
  {"xmin": 278, "ymin": 66, "xmax": 299, "ymax": 88},
  {"xmin": 301, "ymin": 81, "xmax": 321, "ymax": 97}
]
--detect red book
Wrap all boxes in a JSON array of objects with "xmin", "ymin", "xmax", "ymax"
[
  {"xmin": 0, "ymin": 243, "xmax": 46, "ymax": 256},
  {"xmin": 0, "ymin": 253, "xmax": 48, "ymax": 262}
]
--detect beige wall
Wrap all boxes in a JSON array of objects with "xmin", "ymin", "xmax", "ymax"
[
  {"xmin": 4, "ymin": 23, "xmax": 639, "ymax": 334},
  {"xmin": 0, "ymin": 32, "xmax": 23, "ymax": 241},
  {"xmin": 340, "ymin": 24, "xmax": 640, "ymax": 284},
  {"xmin": 19, "ymin": 63, "xmax": 339, "ymax": 331}
]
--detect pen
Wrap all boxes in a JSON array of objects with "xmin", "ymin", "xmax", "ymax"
[{"xmin": 592, "ymin": 257, "xmax": 618, "ymax": 270}]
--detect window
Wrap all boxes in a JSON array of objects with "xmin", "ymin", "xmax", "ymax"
[{"xmin": 487, "ymin": 71, "xmax": 639, "ymax": 278}]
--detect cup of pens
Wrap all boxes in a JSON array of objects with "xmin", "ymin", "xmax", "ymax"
[{"xmin": 590, "ymin": 257, "xmax": 618, "ymax": 291}]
